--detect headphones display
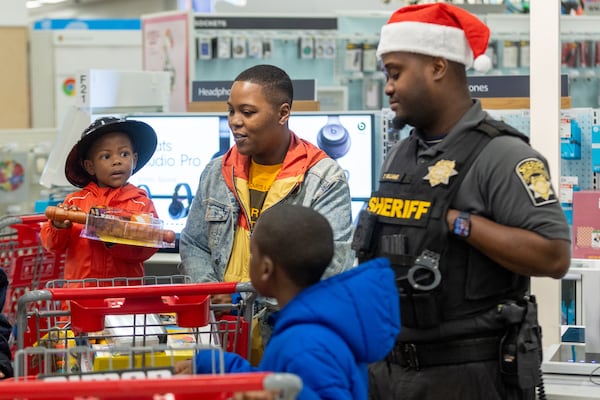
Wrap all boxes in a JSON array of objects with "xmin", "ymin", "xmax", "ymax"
[
  {"xmin": 317, "ymin": 115, "xmax": 351, "ymax": 160},
  {"xmin": 137, "ymin": 184, "xmax": 152, "ymax": 198},
  {"xmin": 169, "ymin": 183, "xmax": 192, "ymax": 219}
]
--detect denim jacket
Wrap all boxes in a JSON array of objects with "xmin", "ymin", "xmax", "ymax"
[{"xmin": 179, "ymin": 134, "xmax": 355, "ymax": 283}]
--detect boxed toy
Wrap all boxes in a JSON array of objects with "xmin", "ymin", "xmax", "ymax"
[
  {"xmin": 103, "ymin": 314, "xmax": 167, "ymax": 347},
  {"xmin": 82, "ymin": 208, "xmax": 172, "ymax": 248},
  {"xmin": 45, "ymin": 205, "xmax": 175, "ymax": 248},
  {"xmin": 92, "ymin": 346, "xmax": 194, "ymax": 372},
  {"xmin": 560, "ymin": 117, "xmax": 581, "ymax": 160},
  {"xmin": 572, "ymin": 191, "xmax": 600, "ymax": 259},
  {"xmin": 592, "ymin": 125, "xmax": 600, "ymax": 172}
]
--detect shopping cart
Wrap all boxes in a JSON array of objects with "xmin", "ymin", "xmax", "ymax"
[
  {"xmin": 0, "ymin": 214, "xmax": 66, "ymax": 325},
  {"xmin": 0, "ymin": 370, "xmax": 302, "ymax": 399},
  {"xmin": 14, "ymin": 281, "xmax": 256, "ymax": 379}
]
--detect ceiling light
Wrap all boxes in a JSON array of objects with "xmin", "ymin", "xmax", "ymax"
[
  {"xmin": 26, "ymin": 1, "xmax": 42, "ymax": 8},
  {"xmin": 220, "ymin": 0, "xmax": 247, "ymax": 6}
]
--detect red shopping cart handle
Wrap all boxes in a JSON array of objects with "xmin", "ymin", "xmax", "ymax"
[
  {"xmin": 14, "ymin": 214, "xmax": 48, "ymax": 224},
  {"xmin": 35, "ymin": 282, "xmax": 253, "ymax": 331},
  {"xmin": 0, "ymin": 372, "xmax": 302, "ymax": 399},
  {"xmin": 45, "ymin": 282, "xmax": 243, "ymax": 299}
]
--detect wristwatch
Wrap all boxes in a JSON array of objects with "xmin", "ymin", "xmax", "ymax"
[{"xmin": 452, "ymin": 211, "xmax": 471, "ymax": 239}]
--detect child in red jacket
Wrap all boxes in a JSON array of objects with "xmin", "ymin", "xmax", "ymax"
[{"xmin": 40, "ymin": 117, "xmax": 159, "ymax": 281}]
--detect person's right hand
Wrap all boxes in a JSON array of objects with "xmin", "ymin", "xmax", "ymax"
[
  {"xmin": 232, "ymin": 390, "xmax": 280, "ymax": 400},
  {"xmin": 51, "ymin": 203, "xmax": 81, "ymax": 229}
]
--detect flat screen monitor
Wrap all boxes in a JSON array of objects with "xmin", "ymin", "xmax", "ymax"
[
  {"xmin": 288, "ymin": 112, "xmax": 375, "ymax": 200},
  {"xmin": 125, "ymin": 111, "xmax": 376, "ymax": 251},
  {"xmin": 125, "ymin": 113, "xmax": 230, "ymax": 249}
]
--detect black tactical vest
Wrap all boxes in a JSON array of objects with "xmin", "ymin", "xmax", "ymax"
[{"xmin": 356, "ymin": 119, "xmax": 530, "ymax": 330}]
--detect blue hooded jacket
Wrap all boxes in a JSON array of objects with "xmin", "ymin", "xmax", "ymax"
[{"xmin": 195, "ymin": 257, "xmax": 400, "ymax": 399}]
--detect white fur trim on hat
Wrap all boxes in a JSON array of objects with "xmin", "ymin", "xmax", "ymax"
[
  {"xmin": 473, "ymin": 54, "xmax": 492, "ymax": 73},
  {"xmin": 377, "ymin": 21, "xmax": 474, "ymax": 68}
]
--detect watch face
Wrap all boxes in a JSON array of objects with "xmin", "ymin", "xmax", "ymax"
[{"xmin": 454, "ymin": 214, "xmax": 470, "ymax": 238}]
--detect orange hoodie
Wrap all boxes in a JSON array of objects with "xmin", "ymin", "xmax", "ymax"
[{"xmin": 40, "ymin": 182, "xmax": 158, "ymax": 281}]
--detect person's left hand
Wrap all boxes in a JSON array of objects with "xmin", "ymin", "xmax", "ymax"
[{"xmin": 174, "ymin": 359, "xmax": 193, "ymax": 374}]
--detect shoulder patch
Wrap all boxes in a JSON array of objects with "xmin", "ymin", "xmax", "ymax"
[{"xmin": 515, "ymin": 158, "xmax": 557, "ymax": 206}]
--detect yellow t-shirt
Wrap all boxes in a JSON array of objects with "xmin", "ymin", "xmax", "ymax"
[{"xmin": 223, "ymin": 160, "xmax": 282, "ymax": 283}]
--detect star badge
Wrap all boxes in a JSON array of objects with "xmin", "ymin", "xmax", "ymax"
[{"xmin": 423, "ymin": 160, "xmax": 458, "ymax": 187}]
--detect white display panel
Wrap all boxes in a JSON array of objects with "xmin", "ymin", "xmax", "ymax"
[
  {"xmin": 30, "ymin": 29, "xmax": 142, "ymax": 128},
  {"xmin": 288, "ymin": 112, "xmax": 375, "ymax": 200},
  {"xmin": 126, "ymin": 114, "xmax": 229, "ymax": 237},
  {"xmin": 125, "ymin": 111, "xmax": 376, "ymax": 241}
]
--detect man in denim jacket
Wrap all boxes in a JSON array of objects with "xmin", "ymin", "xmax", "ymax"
[
  {"xmin": 178, "ymin": 65, "xmax": 355, "ymax": 361},
  {"xmin": 180, "ymin": 64, "xmax": 354, "ymax": 282}
]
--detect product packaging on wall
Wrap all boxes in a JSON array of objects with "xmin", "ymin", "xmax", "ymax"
[
  {"xmin": 186, "ymin": 14, "xmax": 387, "ymax": 111},
  {"xmin": 314, "ymin": 37, "xmax": 337, "ymax": 59}
]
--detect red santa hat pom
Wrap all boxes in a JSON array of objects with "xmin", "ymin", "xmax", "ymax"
[{"xmin": 377, "ymin": 3, "xmax": 491, "ymax": 73}]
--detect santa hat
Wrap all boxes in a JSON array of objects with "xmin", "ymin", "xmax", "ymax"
[{"xmin": 377, "ymin": 3, "xmax": 492, "ymax": 73}]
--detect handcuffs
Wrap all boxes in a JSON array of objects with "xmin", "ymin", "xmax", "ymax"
[{"xmin": 404, "ymin": 249, "xmax": 442, "ymax": 291}]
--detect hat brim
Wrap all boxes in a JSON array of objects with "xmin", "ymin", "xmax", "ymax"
[{"xmin": 65, "ymin": 120, "xmax": 157, "ymax": 188}]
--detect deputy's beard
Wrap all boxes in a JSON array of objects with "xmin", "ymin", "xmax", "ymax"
[{"xmin": 392, "ymin": 116, "xmax": 408, "ymax": 130}]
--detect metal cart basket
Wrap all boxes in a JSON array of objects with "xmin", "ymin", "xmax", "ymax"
[
  {"xmin": 0, "ymin": 214, "xmax": 65, "ymax": 325},
  {"xmin": 14, "ymin": 281, "xmax": 256, "ymax": 379}
]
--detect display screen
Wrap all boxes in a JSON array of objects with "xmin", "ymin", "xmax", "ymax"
[
  {"xmin": 125, "ymin": 112, "xmax": 376, "ymax": 250},
  {"xmin": 125, "ymin": 113, "xmax": 231, "ymax": 242},
  {"xmin": 288, "ymin": 112, "xmax": 375, "ymax": 200}
]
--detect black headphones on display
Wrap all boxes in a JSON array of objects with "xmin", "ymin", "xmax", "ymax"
[
  {"xmin": 137, "ymin": 184, "xmax": 152, "ymax": 198},
  {"xmin": 169, "ymin": 183, "xmax": 192, "ymax": 219}
]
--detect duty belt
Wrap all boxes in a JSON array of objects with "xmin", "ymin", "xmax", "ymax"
[{"xmin": 387, "ymin": 335, "xmax": 501, "ymax": 370}]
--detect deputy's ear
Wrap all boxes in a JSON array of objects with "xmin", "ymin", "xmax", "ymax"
[{"xmin": 430, "ymin": 56, "xmax": 448, "ymax": 81}]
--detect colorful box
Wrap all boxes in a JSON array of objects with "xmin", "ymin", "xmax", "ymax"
[
  {"xmin": 93, "ymin": 347, "xmax": 194, "ymax": 372},
  {"xmin": 572, "ymin": 191, "xmax": 600, "ymax": 259},
  {"xmin": 80, "ymin": 207, "xmax": 174, "ymax": 248}
]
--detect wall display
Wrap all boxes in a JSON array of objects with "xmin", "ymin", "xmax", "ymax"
[
  {"xmin": 288, "ymin": 112, "xmax": 376, "ymax": 200},
  {"xmin": 572, "ymin": 190, "xmax": 600, "ymax": 259},
  {"xmin": 344, "ymin": 43, "xmax": 363, "ymax": 72},
  {"xmin": 299, "ymin": 36, "xmax": 314, "ymax": 59},
  {"xmin": 0, "ymin": 153, "xmax": 28, "ymax": 204},
  {"xmin": 314, "ymin": 37, "xmax": 336, "ymax": 60},
  {"xmin": 29, "ymin": 21, "xmax": 142, "ymax": 128},
  {"xmin": 142, "ymin": 11, "xmax": 191, "ymax": 112},
  {"xmin": 196, "ymin": 36, "xmax": 213, "ymax": 60},
  {"xmin": 232, "ymin": 36, "xmax": 247, "ymax": 59},
  {"xmin": 125, "ymin": 111, "xmax": 376, "ymax": 244},
  {"xmin": 125, "ymin": 113, "xmax": 230, "ymax": 240}
]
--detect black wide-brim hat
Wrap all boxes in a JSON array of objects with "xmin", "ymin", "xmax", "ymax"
[{"xmin": 65, "ymin": 117, "xmax": 157, "ymax": 188}]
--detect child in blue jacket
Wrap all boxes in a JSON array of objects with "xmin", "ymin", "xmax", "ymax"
[{"xmin": 176, "ymin": 203, "xmax": 400, "ymax": 399}]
